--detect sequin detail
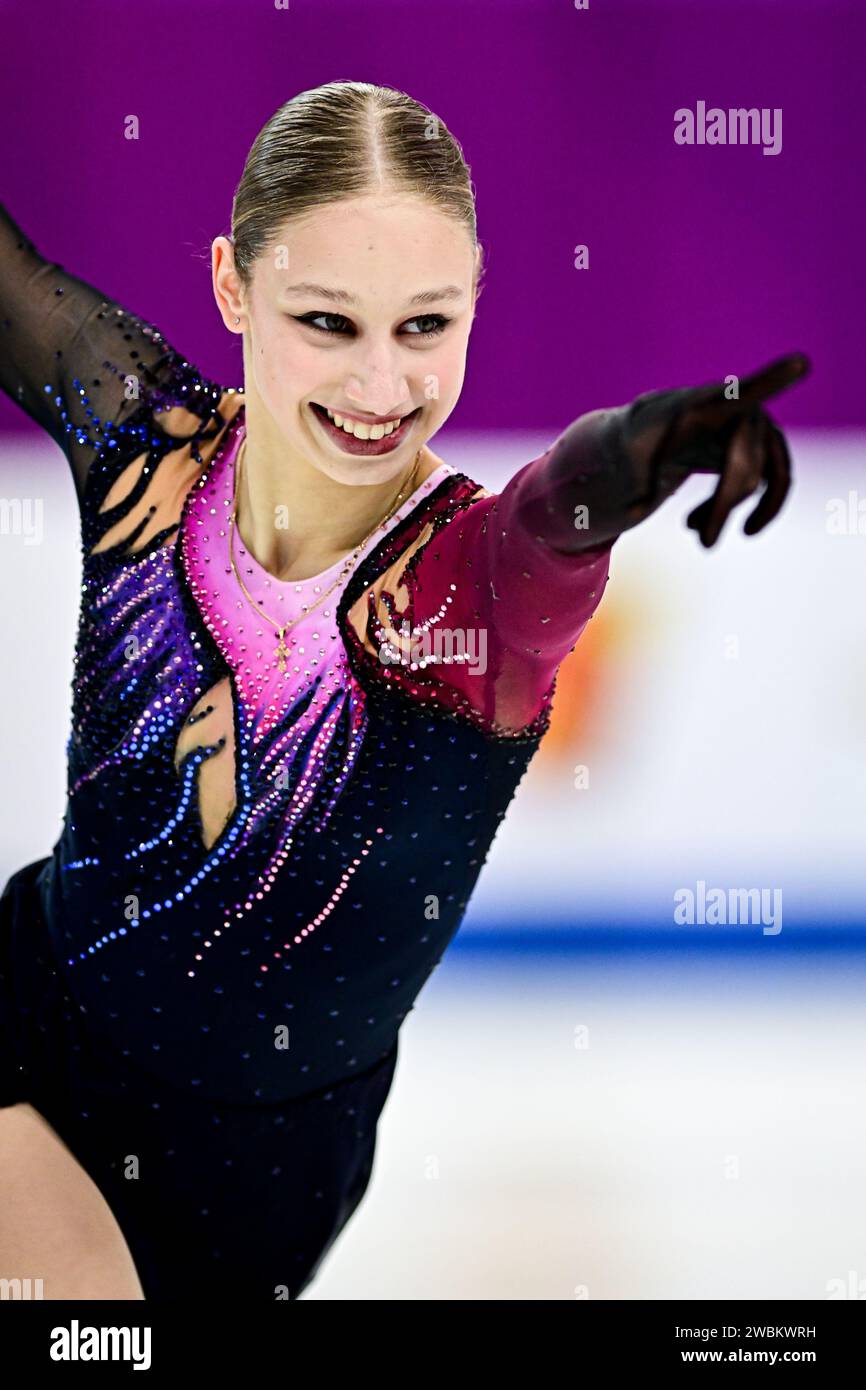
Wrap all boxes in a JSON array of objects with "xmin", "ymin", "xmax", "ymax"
[{"xmin": 63, "ymin": 404, "xmax": 457, "ymax": 974}]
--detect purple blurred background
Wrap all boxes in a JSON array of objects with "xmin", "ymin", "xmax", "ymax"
[{"xmin": 0, "ymin": 0, "xmax": 858, "ymax": 433}]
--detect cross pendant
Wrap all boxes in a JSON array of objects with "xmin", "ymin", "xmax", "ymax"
[{"xmin": 275, "ymin": 628, "xmax": 290, "ymax": 674}]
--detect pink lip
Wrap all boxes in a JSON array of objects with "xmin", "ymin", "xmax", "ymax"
[{"xmin": 309, "ymin": 402, "xmax": 419, "ymax": 457}]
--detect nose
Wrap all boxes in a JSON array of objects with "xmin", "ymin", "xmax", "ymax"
[{"xmin": 343, "ymin": 354, "xmax": 411, "ymax": 419}]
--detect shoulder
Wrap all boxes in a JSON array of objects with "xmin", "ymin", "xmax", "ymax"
[{"xmin": 83, "ymin": 380, "xmax": 243, "ymax": 561}]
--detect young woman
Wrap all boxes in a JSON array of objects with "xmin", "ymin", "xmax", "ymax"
[{"xmin": 0, "ymin": 81, "xmax": 809, "ymax": 1300}]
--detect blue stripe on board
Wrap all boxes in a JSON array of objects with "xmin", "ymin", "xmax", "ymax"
[{"xmin": 452, "ymin": 920, "xmax": 866, "ymax": 953}]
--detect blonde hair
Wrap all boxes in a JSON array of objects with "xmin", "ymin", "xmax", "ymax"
[{"xmin": 229, "ymin": 80, "xmax": 484, "ymax": 294}]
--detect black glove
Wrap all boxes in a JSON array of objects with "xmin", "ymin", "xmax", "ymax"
[{"xmin": 513, "ymin": 352, "xmax": 811, "ymax": 553}]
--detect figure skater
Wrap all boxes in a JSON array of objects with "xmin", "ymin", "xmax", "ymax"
[{"xmin": 0, "ymin": 80, "xmax": 809, "ymax": 1299}]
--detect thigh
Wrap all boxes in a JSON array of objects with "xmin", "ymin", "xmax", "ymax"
[{"xmin": 0, "ymin": 1101, "xmax": 145, "ymax": 1300}]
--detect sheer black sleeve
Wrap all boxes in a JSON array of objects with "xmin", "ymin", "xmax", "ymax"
[{"xmin": 0, "ymin": 201, "xmax": 225, "ymax": 506}]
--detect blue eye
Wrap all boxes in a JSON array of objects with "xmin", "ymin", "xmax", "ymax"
[{"xmin": 293, "ymin": 312, "xmax": 450, "ymax": 341}]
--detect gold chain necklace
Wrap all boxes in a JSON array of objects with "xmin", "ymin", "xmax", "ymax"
[{"xmin": 228, "ymin": 437, "xmax": 422, "ymax": 674}]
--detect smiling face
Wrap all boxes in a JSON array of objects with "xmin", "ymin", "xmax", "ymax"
[{"xmin": 212, "ymin": 193, "xmax": 480, "ymax": 488}]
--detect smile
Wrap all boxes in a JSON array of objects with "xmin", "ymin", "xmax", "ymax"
[{"xmin": 309, "ymin": 402, "xmax": 421, "ymax": 456}]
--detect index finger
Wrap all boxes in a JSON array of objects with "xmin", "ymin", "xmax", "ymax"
[
  {"xmin": 661, "ymin": 352, "xmax": 811, "ymax": 448},
  {"xmin": 739, "ymin": 352, "xmax": 811, "ymax": 405}
]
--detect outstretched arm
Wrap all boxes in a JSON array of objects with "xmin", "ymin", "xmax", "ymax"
[
  {"xmin": 366, "ymin": 353, "xmax": 810, "ymax": 736},
  {"xmin": 0, "ymin": 201, "xmax": 221, "ymax": 504}
]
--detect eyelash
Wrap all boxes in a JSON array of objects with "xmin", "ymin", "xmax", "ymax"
[{"xmin": 292, "ymin": 312, "xmax": 451, "ymax": 341}]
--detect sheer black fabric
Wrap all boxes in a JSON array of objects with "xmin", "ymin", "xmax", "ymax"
[{"xmin": 0, "ymin": 201, "xmax": 223, "ymax": 506}]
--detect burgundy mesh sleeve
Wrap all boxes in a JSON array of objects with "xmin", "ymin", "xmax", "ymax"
[{"xmin": 371, "ymin": 437, "xmax": 616, "ymax": 737}]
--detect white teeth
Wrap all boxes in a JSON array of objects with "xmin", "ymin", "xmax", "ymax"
[{"xmin": 322, "ymin": 406, "xmax": 408, "ymax": 440}]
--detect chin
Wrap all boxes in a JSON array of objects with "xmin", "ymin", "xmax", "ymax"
[{"xmin": 313, "ymin": 450, "xmax": 421, "ymax": 488}]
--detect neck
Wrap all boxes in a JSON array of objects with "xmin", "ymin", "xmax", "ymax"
[{"xmin": 234, "ymin": 415, "xmax": 431, "ymax": 584}]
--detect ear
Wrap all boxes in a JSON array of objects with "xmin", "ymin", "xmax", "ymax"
[{"xmin": 211, "ymin": 236, "xmax": 246, "ymax": 334}]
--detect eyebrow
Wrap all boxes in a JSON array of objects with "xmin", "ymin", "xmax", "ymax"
[{"xmin": 279, "ymin": 282, "xmax": 466, "ymax": 307}]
